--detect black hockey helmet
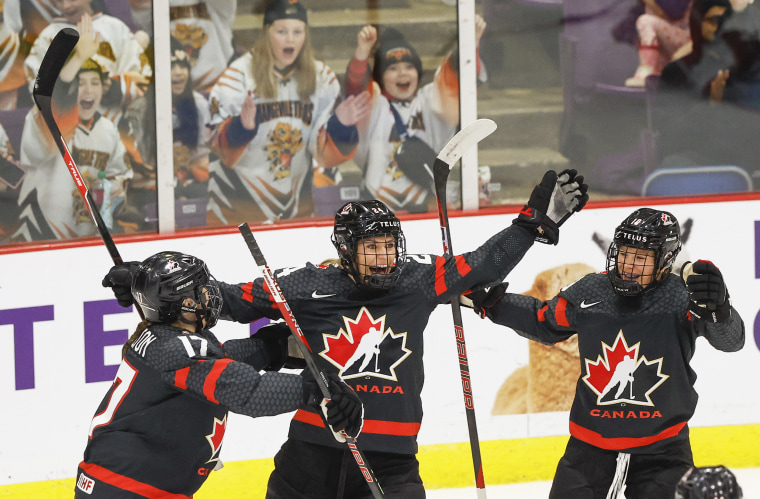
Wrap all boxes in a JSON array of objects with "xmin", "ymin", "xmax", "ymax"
[
  {"xmin": 331, "ymin": 200, "xmax": 406, "ymax": 289},
  {"xmin": 606, "ymin": 208, "xmax": 681, "ymax": 296},
  {"xmin": 131, "ymin": 251, "xmax": 222, "ymax": 329},
  {"xmin": 675, "ymin": 466, "xmax": 743, "ymax": 499}
]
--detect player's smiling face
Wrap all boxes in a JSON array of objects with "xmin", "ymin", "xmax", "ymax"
[
  {"xmin": 268, "ymin": 19, "xmax": 306, "ymax": 70},
  {"xmin": 617, "ymin": 246, "xmax": 658, "ymax": 289},
  {"xmin": 382, "ymin": 62, "xmax": 418, "ymax": 101},
  {"xmin": 77, "ymin": 70, "xmax": 103, "ymax": 121},
  {"xmin": 355, "ymin": 235, "xmax": 397, "ymax": 280}
]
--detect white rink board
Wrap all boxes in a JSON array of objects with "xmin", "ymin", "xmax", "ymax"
[{"xmin": 1, "ymin": 201, "xmax": 759, "ymax": 485}]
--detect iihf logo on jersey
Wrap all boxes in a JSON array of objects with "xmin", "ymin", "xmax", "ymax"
[
  {"xmin": 582, "ymin": 331, "xmax": 669, "ymax": 406},
  {"xmin": 319, "ymin": 307, "xmax": 411, "ymax": 381}
]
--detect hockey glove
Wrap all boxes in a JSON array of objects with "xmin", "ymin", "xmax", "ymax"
[
  {"xmin": 102, "ymin": 261, "xmax": 140, "ymax": 308},
  {"xmin": 460, "ymin": 282, "xmax": 509, "ymax": 318},
  {"xmin": 683, "ymin": 260, "xmax": 731, "ymax": 323},
  {"xmin": 513, "ymin": 169, "xmax": 589, "ymax": 245},
  {"xmin": 303, "ymin": 371, "xmax": 364, "ymax": 442},
  {"xmin": 253, "ymin": 322, "xmax": 307, "ymax": 371}
]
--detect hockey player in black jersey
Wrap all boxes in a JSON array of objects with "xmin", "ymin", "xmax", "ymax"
[
  {"xmin": 78, "ymin": 251, "xmax": 362, "ymax": 498},
  {"xmin": 101, "ymin": 169, "xmax": 589, "ymax": 498},
  {"xmin": 465, "ymin": 207, "xmax": 745, "ymax": 499}
]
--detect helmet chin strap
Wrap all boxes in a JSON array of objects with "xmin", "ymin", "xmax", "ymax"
[{"xmin": 179, "ymin": 300, "xmax": 204, "ymax": 332}]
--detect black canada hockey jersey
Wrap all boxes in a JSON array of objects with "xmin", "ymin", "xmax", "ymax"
[
  {"xmin": 220, "ymin": 224, "xmax": 535, "ymax": 454},
  {"xmin": 484, "ymin": 271, "xmax": 745, "ymax": 453},
  {"xmin": 77, "ymin": 324, "xmax": 303, "ymax": 497}
]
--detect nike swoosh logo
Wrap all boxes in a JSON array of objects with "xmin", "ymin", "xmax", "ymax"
[
  {"xmin": 580, "ymin": 300, "xmax": 601, "ymax": 309},
  {"xmin": 312, "ymin": 291, "xmax": 336, "ymax": 299}
]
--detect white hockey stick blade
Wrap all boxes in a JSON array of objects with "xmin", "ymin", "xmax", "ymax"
[{"xmin": 437, "ymin": 119, "xmax": 497, "ymax": 169}]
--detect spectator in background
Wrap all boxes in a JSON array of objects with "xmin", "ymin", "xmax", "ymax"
[
  {"xmin": 169, "ymin": 0, "xmax": 238, "ymax": 93},
  {"xmin": 653, "ymin": 0, "xmax": 760, "ymax": 183},
  {"xmin": 0, "ymin": 0, "xmax": 25, "ymax": 110},
  {"xmin": 12, "ymin": 55, "xmax": 133, "ymax": 242},
  {"xmin": 206, "ymin": 0, "xmax": 371, "ymax": 225},
  {"xmin": 116, "ymin": 36, "xmax": 213, "ymax": 232},
  {"xmin": 170, "ymin": 38, "xmax": 212, "ymax": 202},
  {"xmin": 120, "ymin": 0, "xmax": 237, "ymax": 93},
  {"xmin": 0, "ymin": 120, "xmax": 23, "ymax": 241},
  {"xmin": 625, "ymin": 0, "xmax": 694, "ymax": 86},
  {"xmin": 342, "ymin": 18, "xmax": 486, "ymax": 214},
  {"xmin": 716, "ymin": 0, "xmax": 760, "ymax": 107},
  {"xmin": 25, "ymin": 0, "xmax": 153, "ymax": 123},
  {"xmin": 658, "ymin": 0, "xmax": 734, "ymax": 100},
  {"xmin": 0, "ymin": 0, "xmax": 60, "ymax": 110}
]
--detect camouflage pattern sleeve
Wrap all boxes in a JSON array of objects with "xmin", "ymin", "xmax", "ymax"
[
  {"xmin": 423, "ymin": 224, "xmax": 536, "ymax": 304},
  {"xmin": 485, "ymin": 291, "xmax": 577, "ymax": 345},
  {"xmin": 136, "ymin": 325, "xmax": 302, "ymax": 418},
  {"xmin": 699, "ymin": 307, "xmax": 745, "ymax": 352},
  {"xmin": 218, "ymin": 278, "xmax": 282, "ymax": 323}
]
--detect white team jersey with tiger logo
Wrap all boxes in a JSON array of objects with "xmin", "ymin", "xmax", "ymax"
[
  {"xmin": 207, "ymin": 53, "xmax": 340, "ymax": 222},
  {"xmin": 170, "ymin": 0, "xmax": 237, "ymax": 92},
  {"xmin": 25, "ymin": 13, "xmax": 152, "ymax": 110},
  {"xmin": 356, "ymin": 67, "xmax": 457, "ymax": 212},
  {"xmin": 14, "ymin": 109, "xmax": 133, "ymax": 241}
]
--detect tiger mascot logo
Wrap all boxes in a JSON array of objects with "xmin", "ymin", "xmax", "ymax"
[
  {"xmin": 171, "ymin": 23, "xmax": 209, "ymax": 65},
  {"xmin": 266, "ymin": 122, "xmax": 304, "ymax": 180}
]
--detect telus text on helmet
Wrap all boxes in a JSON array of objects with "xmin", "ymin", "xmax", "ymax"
[
  {"xmin": 367, "ymin": 221, "xmax": 400, "ymax": 230},
  {"xmin": 616, "ymin": 231, "xmax": 648, "ymax": 242}
]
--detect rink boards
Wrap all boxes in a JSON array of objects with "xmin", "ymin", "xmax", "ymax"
[{"xmin": 1, "ymin": 201, "xmax": 759, "ymax": 496}]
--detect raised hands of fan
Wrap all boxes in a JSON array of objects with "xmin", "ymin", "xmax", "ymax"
[
  {"xmin": 682, "ymin": 260, "xmax": 731, "ymax": 323},
  {"xmin": 513, "ymin": 169, "xmax": 589, "ymax": 245}
]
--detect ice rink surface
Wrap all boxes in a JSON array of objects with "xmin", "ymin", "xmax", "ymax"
[{"xmin": 427, "ymin": 468, "xmax": 760, "ymax": 498}]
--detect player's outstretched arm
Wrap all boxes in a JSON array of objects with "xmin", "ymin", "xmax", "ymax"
[
  {"xmin": 683, "ymin": 260, "xmax": 745, "ymax": 352},
  {"xmin": 225, "ymin": 322, "xmax": 306, "ymax": 371},
  {"xmin": 513, "ymin": 169, "xmax": 589, "ymax": 245}
]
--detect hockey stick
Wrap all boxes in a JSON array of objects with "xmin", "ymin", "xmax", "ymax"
[
  {"xmin": 33, "ymin": 28, "xmax": 144, "ymax": 319},
  {"xmin": 33, "ymin": 27, "xmax": 119, "ymax": 262},
  {"xmin": 433, "ymin": 118, "xmax": 497, "ymax": 499},
  {"xmin": 238, "ymin": 223, "xmax": 385, "ymax": 499}
]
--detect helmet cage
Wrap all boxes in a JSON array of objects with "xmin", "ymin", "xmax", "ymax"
[
  {"xmin": 606, "ymin": 209, "xmax": 681, "ymax": 297},
  {"xmin": 132, "ymin": 252, "xmax": 222, "ymax": 328},
  {"xmin": 331, "ymin": 201, "xmax": 406, "ymax": 290}
]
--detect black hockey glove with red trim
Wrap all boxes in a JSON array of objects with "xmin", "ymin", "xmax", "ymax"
[
  {"xmin": 460, "ymin": 282, "xmax": 509, "ymax": 318},
  {"xmin": 252, "ymin": 322, "xmax": 307, "ymax": 371},
  {"xmin": 303, "ymin": 372, "xmax": 364, "ymax": 441},
  {"xmin": 102, "ymin": 261, "xmax": 139, "ymax": 308},
  {"xmin": 513, "ymin": 169, "xmax": 589, "ymax": 245},
  {"xmin": 684, "ymin": 260, "xmax": 731, "ymax": 323}
]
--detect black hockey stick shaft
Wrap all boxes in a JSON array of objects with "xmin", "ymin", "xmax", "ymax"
[
  {"xmin": 33, "ymin": 28, "xmax": 145, "ymax": 319},
  {"xmin": 433, "ymin": 119, "xmax": 496, "ymax": 498},
  {"xmin": 33, "ymin": 28, "xmax": 119, "ymax": 263},
  {"xmin": 238, "ymin": 223, "xmax": 385, "ymax": 499}
]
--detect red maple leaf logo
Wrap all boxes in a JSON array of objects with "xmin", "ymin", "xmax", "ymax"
[
  {"xmin": 582, "ymin": 331, "xmax": 669, "ymax": 406},
  {"xmin": 320, "ymin": 307, "xmax": 411, "ymax": 381},
  {"xmin": 322, "ymin": 307, "xmax": 384, "ymax": 367},
  {"xmin": 205, "ymin": 414, "xmax": 227, "ymax": 462}
]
